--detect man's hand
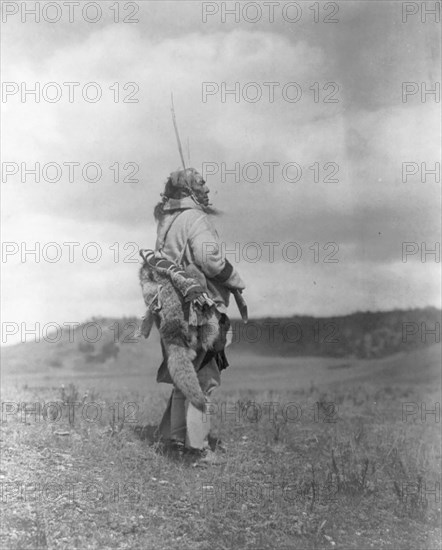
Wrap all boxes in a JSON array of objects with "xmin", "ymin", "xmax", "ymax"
[{"xmin": 224, "ymin": 268, "xmax": 246, "ymax": 291}]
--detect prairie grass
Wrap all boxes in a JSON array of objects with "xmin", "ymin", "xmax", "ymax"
[{"xmin": 1, "ymin": 368, "xmax": 440, "ymax": 549}]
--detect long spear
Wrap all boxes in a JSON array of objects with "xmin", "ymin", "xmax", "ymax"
[{"xmin": 170, "ymin": 93, "xmax": 186, "ymax": 170}]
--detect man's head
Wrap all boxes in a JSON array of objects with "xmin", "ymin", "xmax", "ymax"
[{"xmin": 164, "ymin": 168, "xmax": 210, "ymax": 207}]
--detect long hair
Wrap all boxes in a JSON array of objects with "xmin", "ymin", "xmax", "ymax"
[
  {"xmin": 154, "ymin": 175, "xmax": 192, "ymax": 220},
  {"xmin": 153, "ymin": 201, "xmax": 165, "ymax": 221}
]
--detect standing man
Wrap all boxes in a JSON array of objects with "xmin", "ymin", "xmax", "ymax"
[{"xmin": 154, "ymin": 167, "xmax": 245, "ymax": 463}]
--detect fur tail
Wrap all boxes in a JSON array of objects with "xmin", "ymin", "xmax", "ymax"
[{"xmin": 166, "ymin": 344, "xmax": 206, "ymax": 411}]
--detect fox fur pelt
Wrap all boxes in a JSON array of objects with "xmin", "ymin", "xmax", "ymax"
[{"xmin": 139, "ymin": 263, "xmax": 221, "ymax": 412}]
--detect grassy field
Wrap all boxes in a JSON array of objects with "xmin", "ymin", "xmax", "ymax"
[{"xmin": 1, "ymin": 343, "xmax": 441, "ymax": 549}]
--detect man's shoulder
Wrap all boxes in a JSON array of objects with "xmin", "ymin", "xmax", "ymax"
[{"xmin": 178, "ymin": 208, "xmax": 209, "ymax": 227}]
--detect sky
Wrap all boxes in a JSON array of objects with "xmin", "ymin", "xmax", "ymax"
[{"xmin": 1, "ymin": 0, "xmax": 441, "ymax": 343}]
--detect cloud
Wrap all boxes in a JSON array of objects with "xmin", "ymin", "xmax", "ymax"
[{"xmin": 1, "ymin": 2, "xmax": 440, "ymax": 338}]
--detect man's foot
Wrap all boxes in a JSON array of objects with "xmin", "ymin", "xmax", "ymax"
[
  {"xmin": 164, "ymin": 440, "xmax": 185, "ymax": 460},
  {"xmin": 208, "ymin": 435, "xmax": 227, "ymax": 453},
  {"xmin": 185, "ymin": 448, "xmax": 226, "ymax": 467}
]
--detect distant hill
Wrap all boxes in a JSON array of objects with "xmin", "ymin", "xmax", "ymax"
[
  {"xmin": 229, "ymin": 307, "xmax": 441, "ymax": 359},
  {"xmin": 0, "ymin": 317, "xmax": 162, "ymax": 377},
  {"xmin": 1, "ymin": 308, "xmax": 440, "ymax": 376}
]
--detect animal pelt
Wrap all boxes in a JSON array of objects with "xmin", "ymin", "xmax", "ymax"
[{"xmin": 139, "ymin": 263, "xmax": 222, "ymax": 412}]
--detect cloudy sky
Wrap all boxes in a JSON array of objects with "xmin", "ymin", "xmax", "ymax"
[{"xmin": 1, "ymin": 1, "xmax": 440, "ymax": 342}]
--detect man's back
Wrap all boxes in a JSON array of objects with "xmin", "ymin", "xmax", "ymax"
[{"xmin": 155, "ymin": 195, "xmax": 244, "ymax": 311}]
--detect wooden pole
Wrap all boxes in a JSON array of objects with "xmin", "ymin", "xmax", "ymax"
[{"xmin": 171, "ymin": 93, "xmax": 186, "ymax": 170}]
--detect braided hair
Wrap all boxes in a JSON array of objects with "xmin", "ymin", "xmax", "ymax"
[{"xmin": 154, "ymin": 169, "xmax": 198, "ymax": 219}]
